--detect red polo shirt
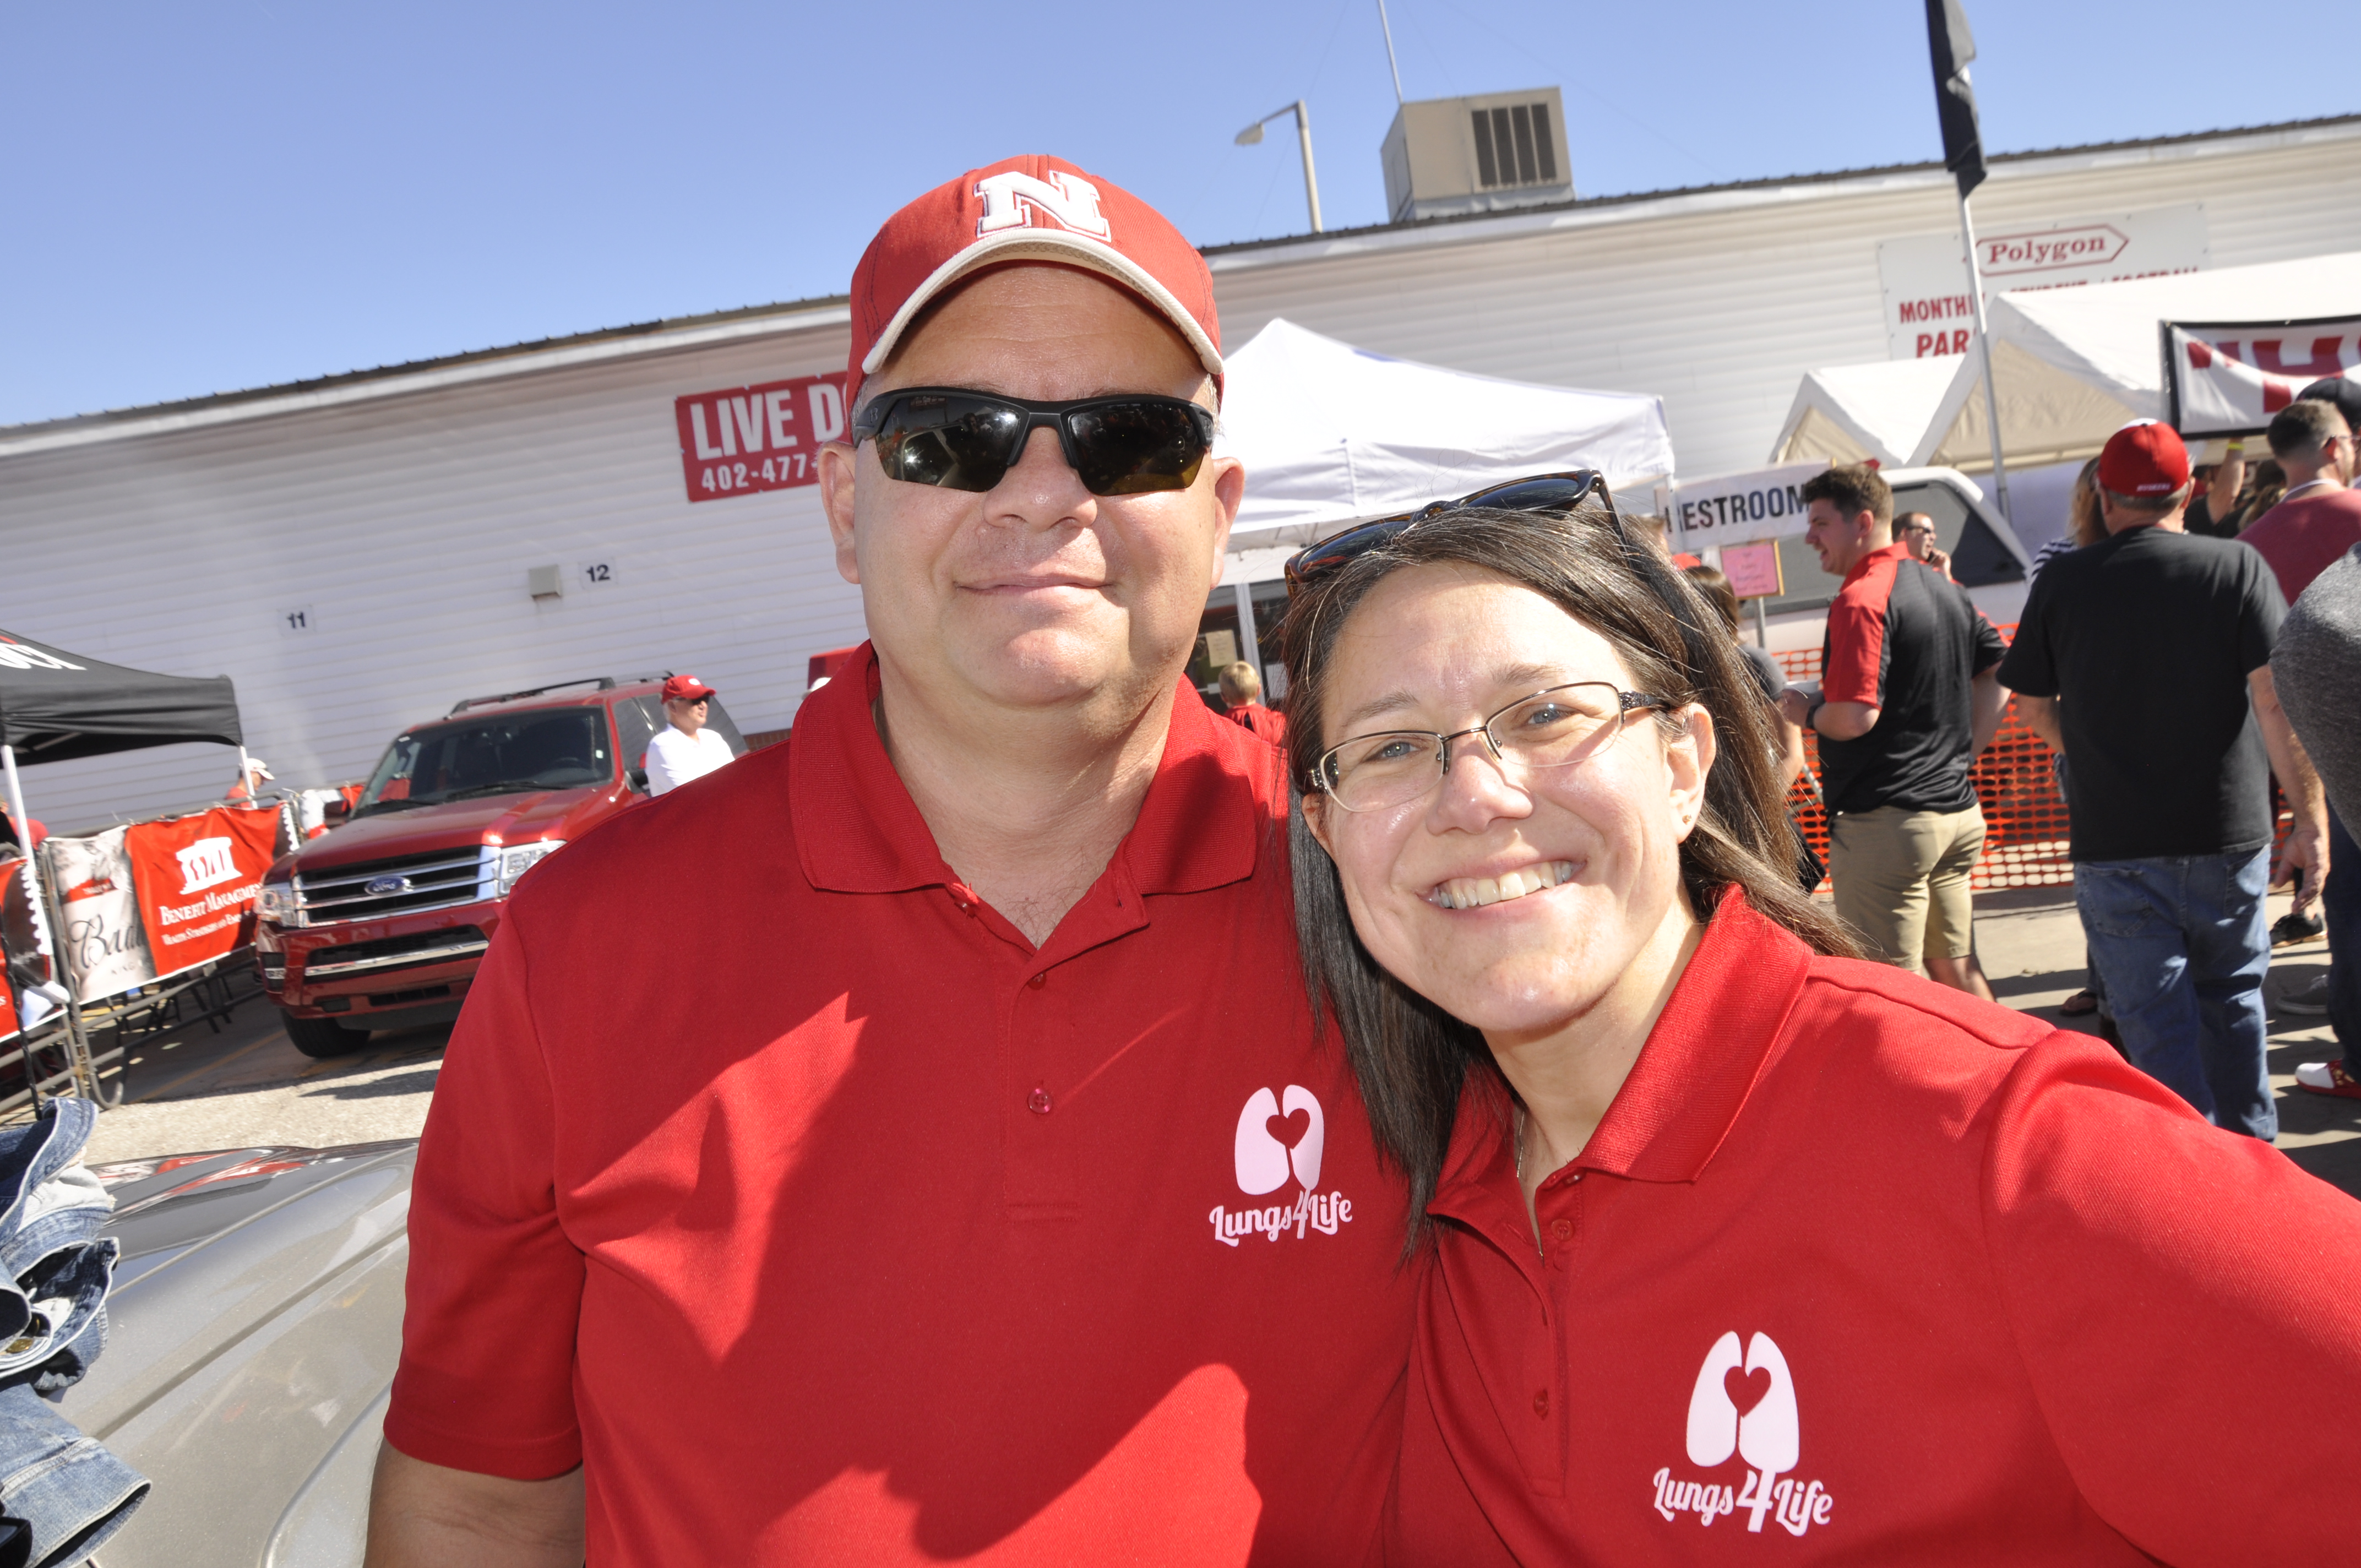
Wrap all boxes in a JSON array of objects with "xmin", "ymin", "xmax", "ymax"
[
  {"xmin": 2240, "ymin": 482, "xmax": 2361, "ymax": 605},
  {"xmin": 1390, "ymin": 894, "xmax": 2361, "ymax": 1565},
  {"xmin": 385, "ymin": 645, "xmax": 1415, "ymax": 1565}
]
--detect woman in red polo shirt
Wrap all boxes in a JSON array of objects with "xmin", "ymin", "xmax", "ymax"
[{"xmin": 1279, "ymin": 481, "xmax": 2361, "ymax": 1564}]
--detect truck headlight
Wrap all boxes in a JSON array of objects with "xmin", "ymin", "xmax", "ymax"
[
  {"xmin": 496, "ymin": 840, "xmax": 565, "ymax": 897},
  {"xmin": 255, "ymin": 880, "xmax": 301, "ymax": 925}
]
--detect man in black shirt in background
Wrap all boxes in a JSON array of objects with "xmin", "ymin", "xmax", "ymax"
[{"xmin": 2000, "ymin": 422, "xmax": 2327, "ymax": 1141}]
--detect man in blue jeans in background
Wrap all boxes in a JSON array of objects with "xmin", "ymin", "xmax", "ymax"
[{"xmin": 2001, "ymin": 421, "xmax": 2328, "ymax": 1140}]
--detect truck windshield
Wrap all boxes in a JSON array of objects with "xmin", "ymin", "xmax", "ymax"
[{"xmin": 356, "ymin": 709, "xmax": 612, "ymax": 815}]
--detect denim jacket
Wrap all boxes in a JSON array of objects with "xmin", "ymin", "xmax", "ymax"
[{"xmin": 0, "ymin": 1101, "xmax": 145, "ymax": 1566}]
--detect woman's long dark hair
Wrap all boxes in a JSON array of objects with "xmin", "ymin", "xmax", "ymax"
[{"xmin": 1279, "ymin": 502, "xmax": 1859, "ymax": 1251}]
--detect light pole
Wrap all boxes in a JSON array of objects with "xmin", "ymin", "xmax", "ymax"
[{"xmin": 1235, "ymin": 101, "xmax": 1323, "ymax": 233}]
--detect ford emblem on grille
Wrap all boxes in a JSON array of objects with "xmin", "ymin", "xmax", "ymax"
[{"xmin": 365, "ymin": 875, "xmax": 411, "ymax": 896}]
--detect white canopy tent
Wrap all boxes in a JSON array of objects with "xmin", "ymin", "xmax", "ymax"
[
  {"xmin": 1217, "ymin": 318, "xmax": 1675, "ymax": 552},
  {"xmin": 1770, "ymin": 358, "xmax": 1960, "ymax": 469},
  {"xmin": 1772, "ymin": 252, "xmax": 2361, "ymax": 475}
]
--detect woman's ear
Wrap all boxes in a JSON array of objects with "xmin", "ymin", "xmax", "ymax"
[
  {"xmin": 1664, "ymin": 705, "xmax": 1716, "ymax": 842},
  {"xmin": 1301, "ymin": 790, "xmax": 1337, "ymax": 858}
]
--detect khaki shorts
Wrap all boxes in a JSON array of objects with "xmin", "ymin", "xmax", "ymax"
[{"xmin": 1829, "ymin": 803, "xmax": 1987, "ymax": 972}]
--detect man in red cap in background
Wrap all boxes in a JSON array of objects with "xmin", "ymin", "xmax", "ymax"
[
  {"xmin": 367, "ymin": 156, "xmax": 1413, "ymax": 1566},
  {"xmin": 642, "ymin": 673, "xmax": 732, "ymax": 796},
  {"xmin": 2000, "ymin": 420, "xmax": 2327, "ymax": 1141}
]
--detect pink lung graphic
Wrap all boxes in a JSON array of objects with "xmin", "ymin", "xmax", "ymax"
[
  {"xmin": 1232, "ymin": 1086, "xmax": 1325, "ymax": 1195},
  {"xmin": 1684, "ymin": 1331, "xmax": 1798, "ymax": 1474}
]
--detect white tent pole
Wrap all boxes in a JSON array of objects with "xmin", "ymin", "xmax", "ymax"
[
  {"xmin": 2, "ymin": 743, "xmax": 99, "ymax": 1102},
  {"xmin": 236, "ymin": 744, "xmax": 253, "ymax": 803},
  {"xmin": 1956, "ymin": 188, "xmax": 2014, "ymax": 525}
]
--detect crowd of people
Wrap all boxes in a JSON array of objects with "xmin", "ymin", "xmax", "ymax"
[{"xmin": 359, "ymin": 154, "xmax": 2361, "ymax": 1567}]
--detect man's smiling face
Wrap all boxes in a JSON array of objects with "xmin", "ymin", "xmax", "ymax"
[{"xmin": 823, "ymin": 265, "xmax": 1240, "ymax": 721}]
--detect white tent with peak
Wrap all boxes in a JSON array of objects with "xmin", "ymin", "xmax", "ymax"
[
  {"xmin": 1774, "ymin": 251, "xmax": 2361, "ymax": 472},
  {"xmin": 1216, "ymin": 318, "xmax": 1675, "ymax": 550}
]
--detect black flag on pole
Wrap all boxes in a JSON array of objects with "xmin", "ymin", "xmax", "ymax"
[{"xmin": 1925, "ymin": 0, "xmax": 1985, "ymax": 197}]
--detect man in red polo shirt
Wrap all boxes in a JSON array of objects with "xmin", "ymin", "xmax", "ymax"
[
  {"xmin": 1778, "ymin": 464, "xmax": 2005, "ymax": 998},
  {"xmin": 366, "ymin": 157, "xmax": 1415, "ymax": 1566},
  {"xmin": 2244, "ymin": 395, "xmax": 2361, "ymax": 1085}
]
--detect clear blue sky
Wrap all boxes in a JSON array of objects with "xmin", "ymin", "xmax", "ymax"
[{"xmin": 3, "ymin": 1, "xmax": 2350, "ymax": 427}]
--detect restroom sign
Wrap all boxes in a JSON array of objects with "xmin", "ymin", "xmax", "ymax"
[{"xmin": 674, "ymin": 372, "xmax": 849, "ymax": 502}]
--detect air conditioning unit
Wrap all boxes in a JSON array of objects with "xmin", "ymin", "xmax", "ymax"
[{"xmin": 1381, "ymin": 88, "xmax": 1573, "ymax": 225}]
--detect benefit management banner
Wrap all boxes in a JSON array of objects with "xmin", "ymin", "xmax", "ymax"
[{"xmin": 51, "ymin": 805, "xmax": 283, "ymax": 1006}]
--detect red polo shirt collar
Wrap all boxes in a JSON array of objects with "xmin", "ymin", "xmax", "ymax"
[
  {"xmin": 790, "ymin": 642, "xmax": 1262, "ymax": 903},
  {"xmin": 1842, "ymin": 540, "xmax": 1913, "ymax": 588},
  {"xmin": 1428, "ymin": 892, "xmax": 1813, "ymax": 1246}
]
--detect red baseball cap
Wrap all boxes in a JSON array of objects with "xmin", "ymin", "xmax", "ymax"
[
  {"xmin": 2098, "ymin": 421, "xmax": 2192, "ymax": 498},
  {"xmin": 844, "ymin": 154, "xmax": 1221, "ymax": 414},
  {"xmin": 662, "ymin": 674, "xmax": 717, "ymax": 703}
]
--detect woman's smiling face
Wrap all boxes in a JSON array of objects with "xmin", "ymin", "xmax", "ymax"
[{"xmin": 1303, "ymin": 563, "xmax": 1713, "ymax": 1042}]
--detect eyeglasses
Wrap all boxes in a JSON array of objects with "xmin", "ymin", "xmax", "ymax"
[
  {"xmin": 1313, "ymin": 682, "xmax": 1671, "ymax": 814},
  {"xmin": 1283, "ymin": 470, "xmax": 1620, "ymax": 594},
  {"xmin": 851, "ymin": 386, "xmax": 1217, "ymax": 497}
]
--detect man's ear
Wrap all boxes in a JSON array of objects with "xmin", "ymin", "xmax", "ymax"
[{"xmin": 819, "ymin": 440, "xmax": 861, "ymax": 585}]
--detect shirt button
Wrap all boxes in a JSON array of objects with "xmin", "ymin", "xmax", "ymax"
[
  {"xmin": 1027, "ymin": 1088, "xmax": 1053, "ymax": 1114},
  {"xmin": 1532, "ymin": 1389, "xmax": 1550, "ymax": 1418},
  {"xmin": 1550, "ymin": 1218, "xmax": 1573, "ymax": 1241},
  {"xmin": 1027, "ymin": 972, "xmax": 1047, "ymax": 989}
]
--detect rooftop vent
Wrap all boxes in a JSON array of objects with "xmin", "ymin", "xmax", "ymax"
[{"xmin": 1381, "ymin": 88, "xmax": 1573, "ymax": 225}]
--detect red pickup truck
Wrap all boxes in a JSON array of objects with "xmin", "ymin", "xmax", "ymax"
[{"xmin": 253, "ymin": 676, "xmax": 746, "ymax": 1056}]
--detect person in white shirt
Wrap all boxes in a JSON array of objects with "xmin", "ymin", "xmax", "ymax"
[{"xmin": 644, "ymin": 674, "xmax": 735, "ymax": 796}]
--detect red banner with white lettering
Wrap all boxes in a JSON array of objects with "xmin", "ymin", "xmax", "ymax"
[
  {"xmin": 2167, "ymin": 318, "xmax": 2361, "ymax": 437},
  {"xmin": 674, "ymin": 372, "xmax": 849, "ymax": 502},
  {"xmin": 123, "ymin": 808, "xmax": 280, "ymax": 977}
]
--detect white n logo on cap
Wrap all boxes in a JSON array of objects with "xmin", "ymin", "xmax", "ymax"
[{"xmin": 974, "ymin": 171, "xmax": 1111, "ymax": 241}]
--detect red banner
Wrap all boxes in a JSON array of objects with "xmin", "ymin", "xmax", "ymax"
[
  {"xmin": 0, "ymin": 858, "xmax": 20, "ymax": 1041},
  {"xmin": 674, "ymin": 372, "xmax": 848, "ymax": 502},
  {"xmin": 124, "ymin": 807, "xmax": 280, "ymax": 977}
]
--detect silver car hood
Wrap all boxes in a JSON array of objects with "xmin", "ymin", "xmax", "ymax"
[{"xmin": 63, "ymin": 1141, "xmax": 416, "ymax": 1568}]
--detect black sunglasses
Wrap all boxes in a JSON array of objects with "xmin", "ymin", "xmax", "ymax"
[
  {"xmin": 851, "ymin": 386, "xmax": 1217, "ymax": 497},
  {"xmin": 1282, "ymin": 470, "xmax": 1624, "ymax": 593}
]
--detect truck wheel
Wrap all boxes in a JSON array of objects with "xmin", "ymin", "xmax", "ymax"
[{"xmin": 283, "ymin": 1012, "xmax": 367, "ymax": 1059}]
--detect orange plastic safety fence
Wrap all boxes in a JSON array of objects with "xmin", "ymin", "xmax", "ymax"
[{"xmin": 1774, "ymin": 627, "xmax": 2290, "ymax": 893}]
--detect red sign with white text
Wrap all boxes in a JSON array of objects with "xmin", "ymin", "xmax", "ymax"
[
  {"xmin": 675, "ymin": 373, "xmax": 849, "ymax": 502},
  {"xmin": 124, "ymin": 808, "xmax": 281, "ymax": 977}
]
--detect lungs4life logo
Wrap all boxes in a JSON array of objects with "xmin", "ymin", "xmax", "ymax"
[
  {"xmin": 1650, "ymin": 1331, "xmax": 1835, "ymax": 1537},
  {"xmin": 1207, "ymin": 1086, "xmax": 1353, "ymax": 1247}
]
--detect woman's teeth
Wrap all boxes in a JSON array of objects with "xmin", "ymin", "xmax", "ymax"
[{"xmin": 1428, "ymin": 861, "xmax": 1577, "ymax": 910}]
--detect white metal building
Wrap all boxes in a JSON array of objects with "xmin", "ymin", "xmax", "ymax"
[{"xmin": 7, "ymin": 114, "xmax": 2358, "ymax": 830}]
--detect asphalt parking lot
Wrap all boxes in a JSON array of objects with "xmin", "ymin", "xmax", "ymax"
[
  {"xmin": 80, "ymin": 1000, "xmax": 450, "ymax": 1167},
  {"xmin": 66, "ymin": 887, "xmax": 2361, "ymax": 1200}
]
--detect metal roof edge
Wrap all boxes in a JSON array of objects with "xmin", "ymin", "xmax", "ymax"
[
  {"xmin": 1201, "ymin": 113, "xmax": 2361, "ymax": 273},
  {"xmin": 0, "ymin": 296, "xmax": 852, "ymax": 460}
]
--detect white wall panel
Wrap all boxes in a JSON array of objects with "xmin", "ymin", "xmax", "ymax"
[
  {"xmin": 3, "ymin": 324, "xmax": 857, "ymax": 833},
  {"xmin": 1210, "ymin": 122, "xmax": 2361, "ymax": 482}
]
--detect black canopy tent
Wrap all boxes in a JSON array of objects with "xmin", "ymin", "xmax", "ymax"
[
  {"xmin": 0, "ymin": 628, "xmax": 249, "ymax": 1104},
  {"xmin": 0, "ymin": 629, "xmax": 243, "ymax": 769}
]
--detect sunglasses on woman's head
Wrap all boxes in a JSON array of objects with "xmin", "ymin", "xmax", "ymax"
[
  {"xmin": 851, "ymin": 386, "xmax": 1217, "ymax": 497},
  {"xmin": 1282, "ymin": 470, "xmax": 1625, "ymax": 594}
]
